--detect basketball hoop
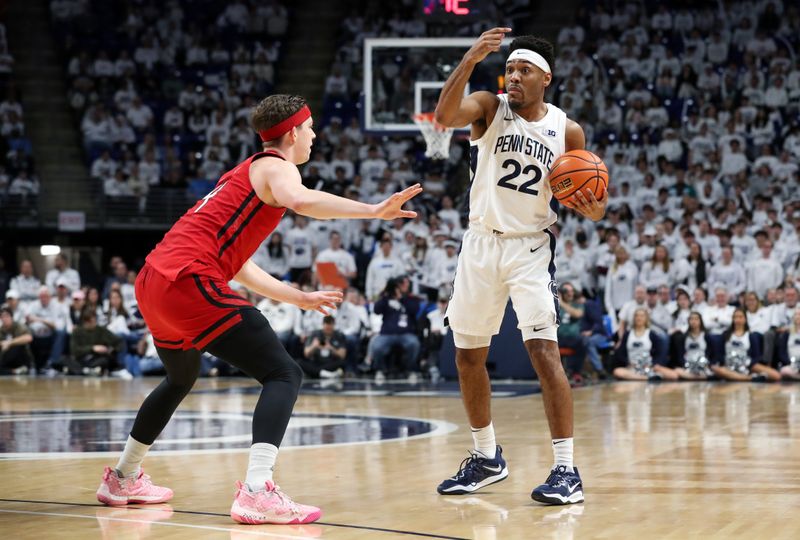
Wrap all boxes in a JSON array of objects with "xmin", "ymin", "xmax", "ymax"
[{"xmin": 413, "ymin": 112, "xmax": 453, "ymax": 160}]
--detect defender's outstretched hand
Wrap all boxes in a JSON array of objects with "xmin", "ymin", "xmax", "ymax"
[
  {"xmin": 464, "ymin": 27, "xmax": 512, "ymax": 65},
  {"xmin": 298, "ymin": 290, "xmax": 343, "ymax": 315},
  {"xmin": 374, "ymin": 184, "xmax": 423, "ymax": 220}
]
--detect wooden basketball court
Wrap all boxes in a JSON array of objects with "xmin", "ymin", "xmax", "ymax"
[{"xmin": 1, "ymin": 377, "xmax": 799, "ymax": 539}]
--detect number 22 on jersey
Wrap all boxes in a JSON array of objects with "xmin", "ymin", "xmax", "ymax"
[{"xmin": 497, "ymin": 158, "xmax": 542, "ymax": 196}]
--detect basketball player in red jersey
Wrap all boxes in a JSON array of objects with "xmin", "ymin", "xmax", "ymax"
[{"xmin": 96, "ymin": 95, "xmax": 422, "ymax": 525}]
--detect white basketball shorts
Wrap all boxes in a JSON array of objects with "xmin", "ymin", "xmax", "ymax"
[{"xmin": 445, "ymin": 226, "xmax": 560, "ymax": 337}]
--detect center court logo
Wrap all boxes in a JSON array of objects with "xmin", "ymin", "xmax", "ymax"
[{"xmin": 0, "ymin": 410, "xmax": 456, "ymax": 460}]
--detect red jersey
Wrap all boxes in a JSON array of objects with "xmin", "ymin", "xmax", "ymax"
[{"xmin": 146, "ymin": 152, "xmax": 286, "ymax": 282}]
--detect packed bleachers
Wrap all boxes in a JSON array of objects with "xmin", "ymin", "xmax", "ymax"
[
  {"xmin": 3, "ymin": 0, "xmax": 800, "ymax": 385},
  {"xmin": 0, "ymin": 16, "xmax": 39, "ymax": 222},
  {"xmin": 51, "ymin": 0, "xmax": 288, "ymax": 222}
]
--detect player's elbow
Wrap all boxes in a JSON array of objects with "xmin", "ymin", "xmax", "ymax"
[
  {"xmin": 282, "ymin": 193, "xmax": 312, "ymax": 216},
  {"xmin": 434, "ymin": 107, "xmax": 456, "ymax": 127}
]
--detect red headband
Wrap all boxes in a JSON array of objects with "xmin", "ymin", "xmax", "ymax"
[{"xmin": 258, "ymin": 105, "xmax": 312, "ymax": 142}]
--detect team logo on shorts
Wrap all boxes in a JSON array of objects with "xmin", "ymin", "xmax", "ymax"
[{"xmin": 549, "ymin": 280, "xmax": 559, "ymax": 298}]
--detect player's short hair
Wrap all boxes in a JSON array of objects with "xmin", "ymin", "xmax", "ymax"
[
  {"xmin": 250, "ymin": 94, "xmax": 308, "ymax": 134},
  {"xmin": 508, "ymin": 35, "xmax": 555, "ymax": 74}
]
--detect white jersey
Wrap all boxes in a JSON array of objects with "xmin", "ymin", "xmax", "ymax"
[{"xmin": 468, "ymin": 95, "xmax": 567, "ymax": 234}]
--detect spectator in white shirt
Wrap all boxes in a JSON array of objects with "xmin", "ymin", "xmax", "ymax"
[
  {"xmin": 720, "ymin": 139, "xmax": 748, "ymax": 178},
  {"xmin": 44, "ymin": 254, "xmax": 81, "ymax": 293},
  {"xmin": 126, "ymin": 96, "xmax": 154, "ymax": 132},
  {"xmin": 708, "ymin": 246, "xmax": 746, "ymax": 302},
  {"xmin": 605, "ymin": 245, "xmax": 638, "ymax": 318},
  {"xmin": 432, "ymin": 240, "xmax": 459, "ymax": 293},
  {"xmin": 324, "ymin": 67, "xmax": 348, "ymax": 98},
  {"xmin": 438, "ymin": 196, "xmax": 460, "ymax": 231},
  {"xmin": 9, "ymin": 259, "xmax": 41, "ymax": 311},
  {"xmin": 639, "ymin": 245, "xmax": 673, "ymax": 289},
  {"xmin": 359, "ymin": 145, "xmax": 388, "ymax": 188},
  {"xmin": 252, "ymin": 232, "xmax": 289, "ymax": 279},
  {"xmin": 763, "ymin": 286, "xmax": 799, "ymax": 368},
  {"xmin": 25, "ymin": 286, "xmax": 69, "ymax": 372},
  {"xmin": 365, "ymin": 237, "xmax": 406, "ymax": 301},
  {"xmin": 335, "ymin": 288, "xmax": 370, "ymax": 371},
  {"xmin": 315, "ymin": 231, "xmax": 357, "ymax": 283},
  {"xmin": 617, "ymin": 285, "xmax": 648, "ymax": 337},
  {"xmin": 744, "ymin": 291, "xmax": 772, "ymax": 335},
  {"xmin": 8, "ymin": 171, "xmax": 39, "ymax": 199},
  {"xmin": 257, "ymin": 297, "xmax": 300, "ymax": 350},
  {"xmin": 702, "ymin": 286, "xmax": 735, "ymax": 336},
  {"xmin": 746, "ymin": 241, "xmax": 784, "ymax": 300},
  {"xmin": 730, "ymin": 220, "xmax": 757, "ymax": 263},
  {"xmin": 104, "ymin": 170, "xmax": 134, "ymax": 198},
  {"xmin": 90, "ymin": 150, "xmax": 117, "ymax": 180},
  {"xmin": 285, "ymin": 215, "xmax": 315, "ymax": 284}
]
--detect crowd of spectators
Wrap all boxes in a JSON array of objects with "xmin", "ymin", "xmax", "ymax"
[
  {"xmin": 0, "ymin": 249, "xmax": 451, "ymax": 383},
  {"xmin": 5, "ymin": 0, "xmax": 800, "ymax": 385},
  {"xmin": 547, "ymin": 0, "xmax": 800, "ymax": 383},
  {"xmin": 51, "ymin": 0, "xmax": 289, "ymax": 218},
  {"xmin": 0, "ymin": 18, "xmax": 39, "ymax": 218}
]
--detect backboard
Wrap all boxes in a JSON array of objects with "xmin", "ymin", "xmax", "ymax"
[{"xmin": 363, "ymin": 37, "xmax": 513, "ymax": 134}]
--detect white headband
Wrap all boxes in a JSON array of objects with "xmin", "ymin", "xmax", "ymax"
[{"xmin": 506, "ymin": 48, "xmax": 551, "ymax": 74}]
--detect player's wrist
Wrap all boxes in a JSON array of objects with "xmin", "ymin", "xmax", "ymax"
[{"xmin": 461, "ymin": 53, "xmax": 480, "ymax": 67}]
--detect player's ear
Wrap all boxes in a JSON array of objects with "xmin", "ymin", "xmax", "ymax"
[{"xmin": 543, "ymin": 72, "xmax": 552, "ymax": 88}]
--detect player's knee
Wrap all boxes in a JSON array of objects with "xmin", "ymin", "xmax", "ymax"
[
  {"xmin": 262, "ymin": 352, "xmax": 303, "ymax": 391},
  {"xmin": 165, "ymin": 375, "xmax": 195, "ymax": 396},
  {"xmin": 453, "ymin": 332, "xmax": 491, "ymax": 350}
]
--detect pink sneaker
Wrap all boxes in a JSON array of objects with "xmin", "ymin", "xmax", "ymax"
[
  {"xmin": 96, "ymin": 466, "xmax": 174, "ymax": 506},
  {"xmin": 230, "ymin": 480, "xmax": 321, "ymax": 525}
]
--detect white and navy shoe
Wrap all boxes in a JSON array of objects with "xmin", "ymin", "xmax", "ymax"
[
  {"xmin": 437, "ymin": 445, "xmax": 508, "ymax": 495},
  {"xmin": 531, "ymin": 465, "xmax": 584, "ymax": 505}
]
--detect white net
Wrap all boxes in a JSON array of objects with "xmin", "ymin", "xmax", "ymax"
[{"xmin": 413, "ymin": 113, "xmax": 454, "ymax": 160}]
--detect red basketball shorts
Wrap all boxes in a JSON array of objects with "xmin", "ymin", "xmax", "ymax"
[{"xmin": 135, "ymin": 263, "xmax": 254, "ymax": 350}]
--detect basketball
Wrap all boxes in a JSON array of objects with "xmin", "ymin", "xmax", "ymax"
[{"xmin": 548, "ymin": 150, "xmax": 608, "ymax": 203}]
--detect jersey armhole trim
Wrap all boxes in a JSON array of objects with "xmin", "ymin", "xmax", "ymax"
[
  {"xmin": 470, "ymin": 95, "xmax": 505, "ymax": 146},
  {"xmin": 249, "ymin": 153, "xmax": 288, "ymax": 210}
]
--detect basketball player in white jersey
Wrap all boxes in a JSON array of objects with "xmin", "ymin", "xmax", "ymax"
[{"xmin": 434, "ymin": 29, "xmax": 606, "ymax": 505}]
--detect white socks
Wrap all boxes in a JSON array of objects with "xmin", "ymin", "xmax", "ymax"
[
  {"xmin": 115, "ymin": 435, "xmax": 151, "ymax": 478},
  {"xmin": 552, "ymin": 437, "xmax": 574, "ymax": 472},
  {"xmin": 471, "ymin": 422, "xmax": 497, "ymax": 459},
  {"xmin": 245, "ymin": 442, "xmax": 279, "ymax": 492}
]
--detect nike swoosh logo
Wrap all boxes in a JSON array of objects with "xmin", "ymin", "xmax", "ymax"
[
  {"xmin": 553, "ymin": 440, "xmax": 566, "ymax": 445},
  {"xmin": 567, "ymin": 483, "xmax": 580, "ymax": 494},
  {"xmin": 530, "ymin": 246, "xmax": 542, "ymax": 253},
  {"xmin": 483, "ymin": 464, "xmax": 504, "ymax": 473}
]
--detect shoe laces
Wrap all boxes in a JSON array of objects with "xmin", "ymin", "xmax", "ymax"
[
  {"xmin": 545, "ymin": 465, "xmax": 572, "ymax": 488},
  {"xmin": 453, "ymin": 452, "xmax": 488, "ymax": 481},
  {"xmin": 266, "ymin": 483, "xmax": 301, "ymax": 514}
]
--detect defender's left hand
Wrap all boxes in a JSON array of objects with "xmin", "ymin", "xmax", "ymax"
[{"xmin": 566, "ymin": 188, "xmax": 607, "ymax": 222}]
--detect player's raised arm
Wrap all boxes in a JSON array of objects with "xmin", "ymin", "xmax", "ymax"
[
  {"xmin": 252, "ymin": 158, "xmax": 422, "ymax": 221},
  {"xmin": 434, "ymin": 27, "xmax": 511, "ymax": 128}
]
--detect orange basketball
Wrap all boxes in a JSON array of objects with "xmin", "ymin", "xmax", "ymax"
[{"xmin": 548, "ymin": 150, "xmax": 608, "ymax": 204}]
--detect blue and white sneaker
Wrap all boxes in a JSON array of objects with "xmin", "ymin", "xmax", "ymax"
[
  {"xmin": 437, "ymin": 446, "xmax": 508, "ymax": 495},
  {"xmin": 531, "ymin": 465, "xmax": 584, "ymax": 505}
]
